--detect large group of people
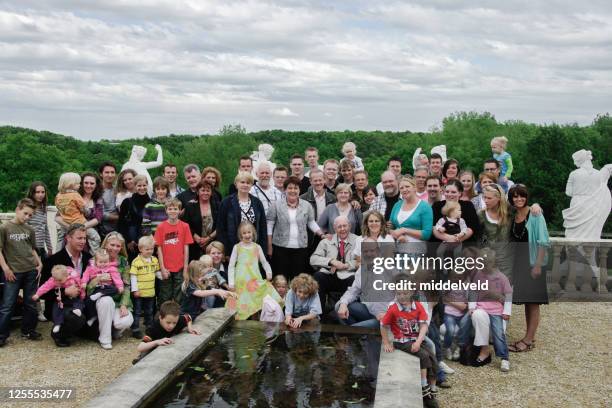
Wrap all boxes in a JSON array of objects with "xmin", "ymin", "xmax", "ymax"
[{"xmin": 0, "ymin": 138, "xmax": 551, "ymax": 407}]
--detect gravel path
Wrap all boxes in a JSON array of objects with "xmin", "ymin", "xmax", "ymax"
[{"xmin": 0, "ymin": 303, "xmax": 609, "ymax": 407}]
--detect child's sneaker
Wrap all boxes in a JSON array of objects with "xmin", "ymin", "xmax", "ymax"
[
  {"xmin": 52, "ymin": 325, "xmax": 61, "ymax": 334},
  {"xmin": 500, "ymin": 359, "xmax": 510, "ymax": 372},
  {"xmin": 37, "ymin": 311, "xmax": 47, "ymax": 322},
  {"xmin": 90, "ymin": 292, "xmax": 103, "ymax": 301},
  {"xmin": 452, "ymin": 346, "xmax": 461, "ymax": 361},
  {"xmin": 21, "ymin": 331, "xmax": 42, "ymax": 341},
  {"xmin": 439, "ymin": 361, "xmax": 455, "ymax": 374},
  {"xmin": 422, "ymin": 385, "xmax": 439, "ymax": 408},
  {"xmin": 444, "ymin": 347, "xmax": 453, "ymax": 361}
]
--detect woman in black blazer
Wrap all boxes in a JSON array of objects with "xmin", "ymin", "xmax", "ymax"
[{"xmin": 181, "ymin": 180, "xmax": 220, "ymax": 261}]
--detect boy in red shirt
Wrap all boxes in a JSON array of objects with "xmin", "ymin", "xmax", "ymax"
[
  {"xmin": 154, "ymin": 199, "xmax": 193, "ymax": 305},
  {"xmin": 381, "ymin": 273, "xmax": 439, "ymax": 408}
]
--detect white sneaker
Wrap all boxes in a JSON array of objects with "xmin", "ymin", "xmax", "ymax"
[
  {"xmin": 100, "ymin": 343, "xmax": 112, "ymax": 350},
  {"xmin": 444, "ymin": 348, "xmax": 453, "ymax": 361},
  {"xmin": 90, "ymin": 292, "xmax": 103, "ymax": 301},
  {"xmin": 72, "ymin": 309, "xmax": 82, "ymax": 317},
  {"xmin": 52, "ymin": 325, "xmax": 61, "ymax": 334},
  {"xmin": 439, "ymin": 361, "xmax": 455, "ymax": 375},
  {"xmin": 500, "ymin": 359, "xmax": 510, "ymax": 372},
  {"xmin": 37, "ymin": 312, "xmax": 47, "ymax": 322},
  {"xmin": 452, "ymin": 347, "xmax": 461, "ymax": 361}
]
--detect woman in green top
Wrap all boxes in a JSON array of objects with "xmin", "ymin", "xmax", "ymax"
[{"xmin": 87, "ymin": 231, "xmax": 134, "ymax": 349}]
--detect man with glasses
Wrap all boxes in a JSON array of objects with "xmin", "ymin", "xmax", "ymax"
[{"xmin": 476, "ymin": 159, "xmax": 514, "ymax": 193}]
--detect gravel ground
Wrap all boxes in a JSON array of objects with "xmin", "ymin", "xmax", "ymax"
[{"xmin": 0, "ymin": 303, "xmax": 610, "ymax": 408}]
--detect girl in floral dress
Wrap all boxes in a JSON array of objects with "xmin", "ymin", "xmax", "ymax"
[{"xmin": 226, "ymin": 221, "xmax": 281, "ymax": 320}]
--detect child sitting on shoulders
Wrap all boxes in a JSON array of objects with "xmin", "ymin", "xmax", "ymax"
[
  {"xmin": 341, "ymin": 141, "xmax": 364, "ymax": 171},
  {"xmin": 33, "ymin": 265, "xmax": 84, "ymax": 335},
  {"xmin": 55, "ymin": 172, "xmax": 100, "ymax": 252},
  {"xmin": 181, "ymin": 259, "xmax": 235, "ymax": 319},
  {"xmin": 435, "ymin": 201, "xmax": 468, "ymax": 260},
  {"xmin": 130, "ymin": 235, "xmax": 161, "ymax": 338},
  {"xmin": 133, "ymin": 301, "xmax": 200, "ymax": 364},
  {"xmin": 490, "ymin": 136, "xmax": 513, "ymax": 183},
  {"xmin": 284, "ymin": 273, "xmax": 322, "ymax": 328},
  {"xmin": 381, "ymin": 273, "xmax": 440, "ymax": 408},
  {"xmin": 442, "ymin": 269, "xmax": 469, "ymax": 362}
]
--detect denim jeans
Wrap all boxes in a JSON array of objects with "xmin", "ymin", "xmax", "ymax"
[
  {"xmin": 458, "ymin": 311, "xmax": 509, "ymax": 360},
  {"xmin": 338, "ymin": 302, "xmax": 380, "ymax": 329},
  {"xmin": 426, "ymin": 318, "xmax": 447, "ymax": 382},
  {"xmin": 443, "ymin": 313, "xmax": 470, "ymax": 349},
  {"xmin": 0, "ymin": 270, "xmax": 38, "ymax": 339},
  {"xmin": 131, "ymin": 297, "xmax": 155, "ymax": 332}
]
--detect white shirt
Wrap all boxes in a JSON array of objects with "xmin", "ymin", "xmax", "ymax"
[{"xmin": 287, "ymin": 208, "xmax": 299, "ymax": 248}]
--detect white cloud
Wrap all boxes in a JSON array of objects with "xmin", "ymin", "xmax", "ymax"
[
  {"xmin": 268, "ymin": 107, "xmax": 299, "ymax": 117},
  {"xmin": 0, "ymin": 1, "xmax": 610, "ymax": 139}
]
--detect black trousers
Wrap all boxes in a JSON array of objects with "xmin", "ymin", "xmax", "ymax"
[
  {"xmin": 271, "ymin": 245, "xmax": 309, "ymax": 281},
  {"xmin": 314, "ymin": 272, "xmax": 354, "ymax": 310}
]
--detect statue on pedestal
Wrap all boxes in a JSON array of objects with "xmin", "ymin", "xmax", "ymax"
[
  {"xmin": 412, "ymin": 145, "xmax": 447, "ymax": 169},
  {"xmin": 121, "ymin": 144, "xmax": 163, "ymax": 196},
  {"xmin": 250, "ymin": 144, "xmax": 276, "ymax": 179}
]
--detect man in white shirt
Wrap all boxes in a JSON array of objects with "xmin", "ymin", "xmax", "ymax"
[
  {"xmin": 250, "ymin": 161, "xmax": 282, "ymax": 215},
  {"xmin": 163, "ymin": 163, "xmax": 185, "ymax": 198}
]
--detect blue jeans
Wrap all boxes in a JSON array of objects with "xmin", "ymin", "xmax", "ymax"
[
  {"xmin": 131, "ymin": 297, "xmax": 155, "ymax": 332},
  {"xmin": 338, "ymin": 302, "xmax": 380, "ymax": 329},
  {"xmin": 443, "ymin": 313, "xmax": 469, "ymax": 349},
  {"xmin": 426, "ymin": 319, "xmax": 447, "ymax": 382},
  {"xmin": 0, "ymin": 270, "xmax": 38, "ymax": 339},
  {"xmin": 458, "ymin": 312, "xmax": 509, "ymax": 360}
]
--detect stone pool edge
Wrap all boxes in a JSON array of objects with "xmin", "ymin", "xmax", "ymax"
[
  {"xmin": 84, "ymin": 308, "xmax": 235, "ymax": 408},
  {"xmin": 374, "ymin": 343, "xmax": 423, "ymax": 408}
]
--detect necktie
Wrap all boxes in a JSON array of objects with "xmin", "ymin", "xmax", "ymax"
[{"xmin": 339, "ymin": 240, "xmax": 345, "ymax": 260}]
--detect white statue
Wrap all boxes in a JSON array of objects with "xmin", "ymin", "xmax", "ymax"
[
  {"xmin": 250, "ymin": 144, "xmax": 276, "ymax": 179},
  {"xmin": 563, "ymin": 149, "xmax": 612, "ymax": 239},
  {"xmin": 121, "ymin": 144, "xmax": 163, "ymax": 196},
  {"xmin": 412, "ymin": 145, "xmax": 447, "ymax": 169},
  {"xmin": 562, "ymin": 149, "xmax": 611, "ymax": 287}
]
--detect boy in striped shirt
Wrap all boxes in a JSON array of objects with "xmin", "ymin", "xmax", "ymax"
[{"xmin": 130, "ymin": 236, "xmax": 160, "ymax": 338}]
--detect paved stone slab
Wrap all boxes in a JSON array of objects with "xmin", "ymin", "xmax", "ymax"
[
  {"xmin": 374, "ymin": 344, "xmax": 423, "ymax": 408},
  {"xmin": 84, "ymin": 308, "xmax": 235, "ymax": 408}
]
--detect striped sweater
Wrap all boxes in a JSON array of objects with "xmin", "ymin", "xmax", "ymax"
[{"xmin": 141, "ymin": 200, "xmax": 168, "ymax": 236}]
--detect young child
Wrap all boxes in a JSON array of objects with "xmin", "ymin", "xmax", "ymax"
[
  {"xmin": 154, "ymin": 198, "xmax": 194, "ymax": 305},
  {"xmin": 33, "ymin": 265, "xmax": 84, "ymax": 334},
  {"xmin": 55, "ymin": 172, "xmax": 101, "ymax": 252},
  {"xmin": 284, "ymin": 273, "xmax": 322, "ymax": 328},
  {"xmin": 141, "ymin": 176, "xmax": 170, "ymax": 236},
  {"xmin": 198, "ymin": 255, "xmax": 230, "ymax": 307},
  {"xmin": 130, "ymin": 236, "xmax": 161, "ymax": 338},
  {"xmin": 181, "ymin": 260, "xmax": 235, "ymax": 318},
  {"xmin": 381, "ymin": 273, "xmax": 439, "ymax": 408},
  {"xmin": 490, "ymin": 136, "xmax": 513, "ymax": 183},
  {"xmin": 134, "ymin": 301, "xmax": 200, "ymax": 364},
  {"xmin": 442, "ymin": 269, "xmax": 469, "ymax": 362},
  {"xmin": 341, "ymin": 141, "xmax": 364, "ymax": 171},
  {"xmin": 435, "ymin": 201, "xmax": 468, "ymax": 259},
  {"xmin": 206, "ymin": 241, "xmax": 228, "ymax": 281},
  {"xmin": 226, "ymin": 221, "xmax": 281, "ymax": 320},
  {"xmin": 467, "ymin": 248, "xmax": 512, "ymax": 372},
  {"xmin": 261, "ymin": 275, "xmax": 288, "ymax": 323},
  {"xmin": 0, "ymin": 198, "xmax": 44, "ymax": 346},
  {"xmin": 82, "ymin": 248, "xmax": 124, "ymax": 319}
]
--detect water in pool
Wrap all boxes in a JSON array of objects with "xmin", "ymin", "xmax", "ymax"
[{"xmin": 151, "ymin": 321, "xmax": 381, "ymax": 407}]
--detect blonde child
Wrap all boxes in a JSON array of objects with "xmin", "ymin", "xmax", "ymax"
[
  {"xmin": 130, "ymin": 236, "xmax": 160, "ymax": 338},
  {"xmin": 341, "ymin": 141, "xmax": 364, "ymax": 171},
  {"xmin": 181, "ymin": 259, "xmax": 235, "ymax": 319},
  {"xmin": 55, "ymin": 172, "xmax": 100, "ymax": 252},
  {"xmin": 435, "ymin": 201, "xmax": 468, "ymax": 260},
  {"xmin": 490, "ymin": 136, "xmax": 513, "ymax": 183},
  {"xmin": 82, "ymin": 249, "xmax": 124, "ymax": 301},
  {"xmin": 32, "ymin": 265, "xmax": 84, "ymax": 334},
  {"xmin": 198, "ymin": 254, "xmax": 230, "ymax": 307},
  {"xmin": 261, "ymin": 275, "xmax": 288, "ymax": 323},
  {"xmin": 226, "ymin": 221, "xmax": 281, "ymax": 320},
  {"xmin": 381, "ymin": 273, "xmax": 439, "ymax": 407},
  {"xmin": 206, "ymin": 241, "xmax": 227, "ymax": 281},
  {"xmin": 284, "ymin": 273, "xmax": 321, "ymax": 328}
]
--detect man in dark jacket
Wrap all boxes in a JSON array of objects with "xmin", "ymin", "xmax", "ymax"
[{"xmin": 41, "ymin": 224, "xmax": 91, "ymax": 347}]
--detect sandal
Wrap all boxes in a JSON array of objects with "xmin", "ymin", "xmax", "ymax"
[{"xmin": 508, "ymin": 340, "xmax": 534, "ymax": 352}]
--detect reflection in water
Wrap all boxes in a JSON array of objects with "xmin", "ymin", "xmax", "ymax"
[{"xmin": 152, "ymin": 321, "xmax": 380, "ymax": 407}]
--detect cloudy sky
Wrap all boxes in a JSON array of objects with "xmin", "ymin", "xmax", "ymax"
[{"xmin": 1, "ymin": 1, "xmax": 611, "ymax": 140}]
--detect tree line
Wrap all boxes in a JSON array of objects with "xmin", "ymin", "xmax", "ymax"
[{"xmin": 1, "ymin": 112, "xmax": 610, "ymax": 233}]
